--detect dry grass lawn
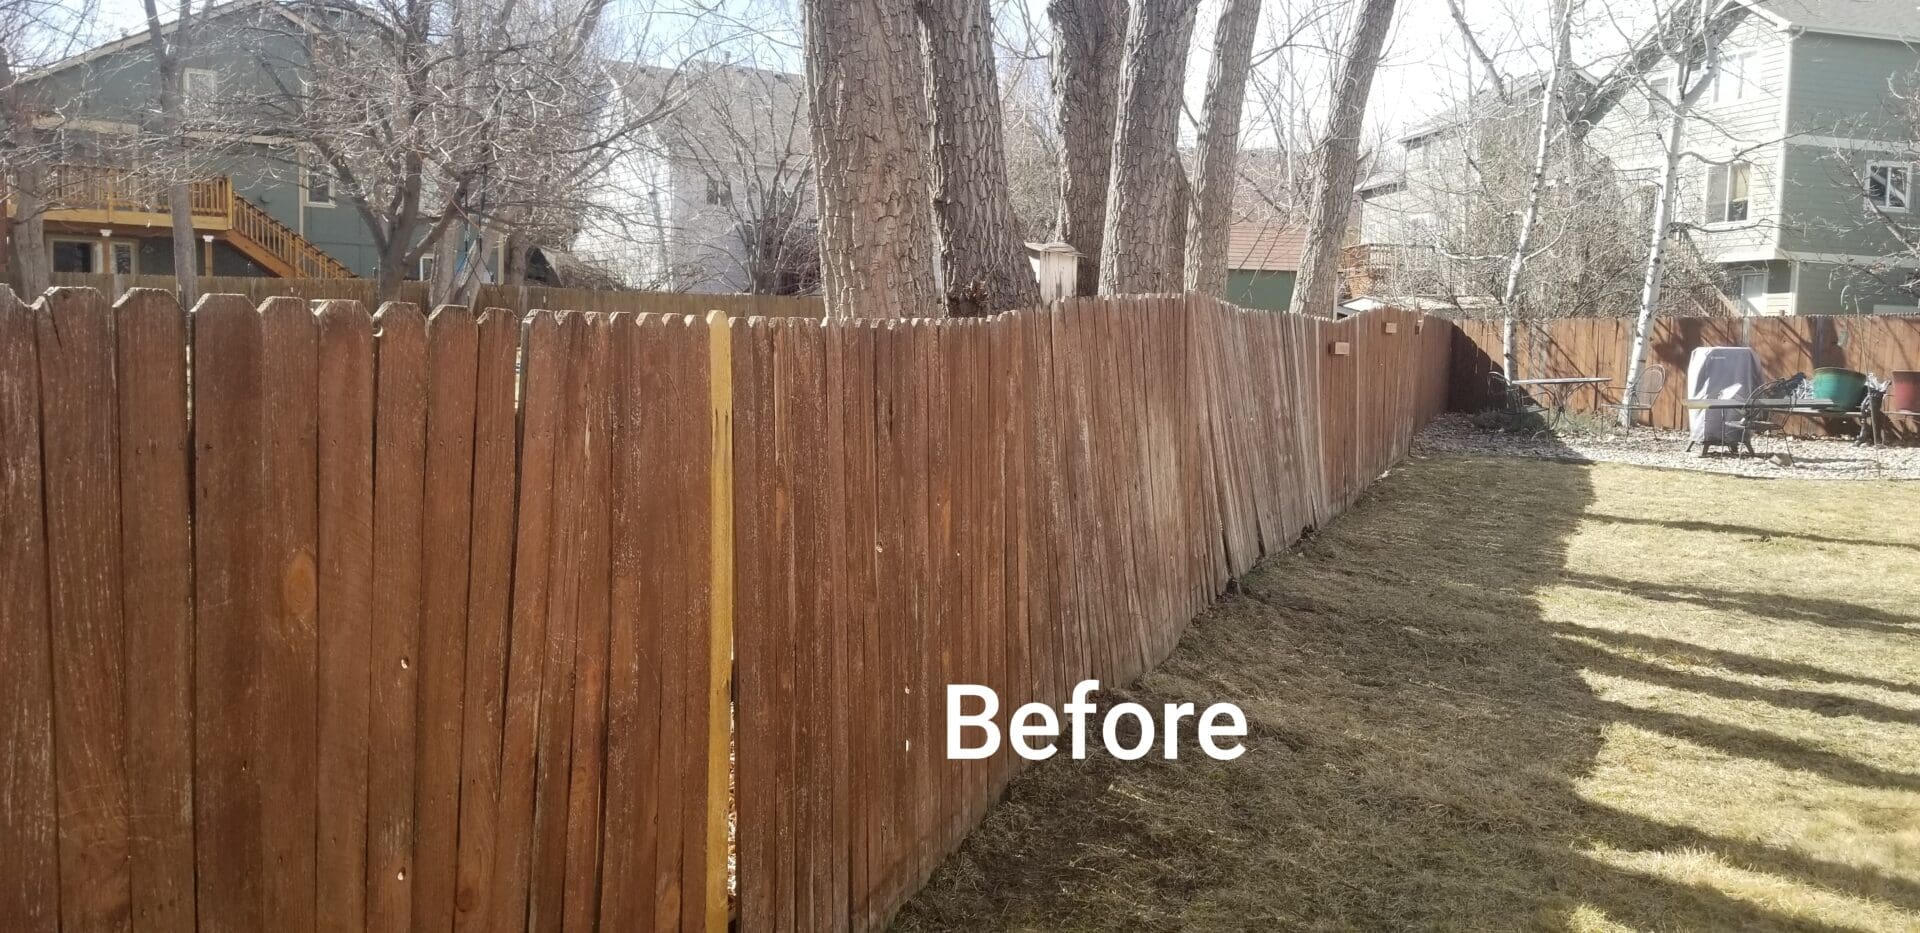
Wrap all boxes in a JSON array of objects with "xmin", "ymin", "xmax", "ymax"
[{"xmin": 895, "ymin": 455, "xmax": 1920, "ymax": 932}]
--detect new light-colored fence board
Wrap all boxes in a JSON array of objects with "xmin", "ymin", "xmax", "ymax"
[
  {"xmin": 3, "ymin": 287, "xmax": 1449, "ymax": 932},
  {"xmin": 1452, "ymin": 315, "xmax": 1920, "ymax": 438},
  {"xmin": 732, "ymin": 298, "xmax": 1451, "ymax": 931}
]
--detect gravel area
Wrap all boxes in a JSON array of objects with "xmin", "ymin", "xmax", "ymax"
[{"xmin": 1413, "ymin": 412, "xmax": 1920, "ymax": 480}]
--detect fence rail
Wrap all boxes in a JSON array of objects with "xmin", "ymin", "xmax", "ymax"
[
  {"xmin": 0, "ymin": 287, "xmax": 1450, "ymax": 931},
  {"xmin": 1451, "ymin": 315, "xmax": 1920, "ymax": 438}
]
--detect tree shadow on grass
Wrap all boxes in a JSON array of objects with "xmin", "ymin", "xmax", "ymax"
[
  {"xmin": 1579, "ymin": 511, "xmax": 1920, "ymax": 554},
  {"xmin": 894, "ymin": 454, "xmax": 1918, "ymax": 932}
]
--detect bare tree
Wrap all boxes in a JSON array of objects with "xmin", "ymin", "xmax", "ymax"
[
  {"xmin": 804, "ymin": 0, "xmax": 941, "ymax": 318},
  {"xmin": 1184, "ymin": 0, "xmax": 1264, "ymax": 296},
  {"xmin": 1047, "ymin": 0, "xmax": 1126, "ymax": 295},
  {"xmin": 1493, "ymin": 0, "xmax": 1575, "ymax": 377},
  {"xmin": 0, "ymin": 0, "xmax": 94, "ymax": 297},
  {"xmin": 1098, "ymin": 0, "xmax": 1198, "ymax": 294},
  {"xmin": 1622, "ymin": 0, "xmax": 1733, "ymax": 425},
  {"xmin": 1288, "ymin": 0, "xmax": 1396, "ymax": 315},
  {"xmin": 141, "ymin": 0, "xmax": 200, "ymax": 305}
]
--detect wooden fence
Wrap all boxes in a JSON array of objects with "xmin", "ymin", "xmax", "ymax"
[
  {"xmin": 729, "ymin": 298, "xmax": 1451, "ymax": 930},
  {"xmin": 1452, "ymin": 315, "xmax": 1920, "ymax": 437},
  {"xmin": 45, "ymin": 272, "xmax": 827, "ymax": 319},
  {"xmin": 1, "ymin": 288, "xmax": 1450, "ymax": 931}
]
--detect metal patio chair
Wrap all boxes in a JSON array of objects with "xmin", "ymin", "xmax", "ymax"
[{"xmin": 1609, "ymin": 364, "xmax": 1668, "ymax": 432}]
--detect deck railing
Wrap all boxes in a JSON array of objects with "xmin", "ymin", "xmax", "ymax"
[{"xmin": 37, "ymin": 163, "xmax": 232, "ymax": 220}]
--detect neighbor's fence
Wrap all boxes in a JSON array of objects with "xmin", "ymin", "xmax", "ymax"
[
  {"xmin": 0, "ymin": 288, "xmax": 1450, "ymax": 932},
  {"xmin": 1452, "ymin": 315, "xmax": 1920, "ymax": 437},
  {"xmin": 730, "ymin": 297, "xmax": 1451, "ymax": 930},
  {"xmin": 46, "ymin": 272, "xmax": 827, "ymax": 319}
]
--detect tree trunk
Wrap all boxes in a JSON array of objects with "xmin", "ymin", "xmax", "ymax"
[
  {"xmin": 805, "ymin": 0, "xmax": 942, "ymax": 318},
  {"xmin": 1498, "ymin": 0, "xmax": 1574, "ymax": 378},
  {"xmin": 1048, "ymin": 0, "xmax": 1127, "ymax": 296},
  {"xmin": 2, "ymin": 42, "xmax": 49, "ymax": 299},
  {"xmin": 145, "ymin": 0, "xmax": 199, "ymax": 306},
  {"xmin": 1098, "ymin": 0, "xmax": 1199, "ymax": 295},
  {"xmin": 1184, "ymin": 0, "xmax": 1263, "ymax": 296},
  {"xmin": 1288, "ymin": 0, "xmax": 1397, "ymax": 316},
  {"xmin": 919, "ymin": 0, "xmax": 1040, "ymax": 316}
]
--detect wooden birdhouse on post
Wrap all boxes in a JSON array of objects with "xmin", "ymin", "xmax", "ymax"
[{"xmin": 1026, "ymin": 241, "xmax": 1081, "ymax": 304}]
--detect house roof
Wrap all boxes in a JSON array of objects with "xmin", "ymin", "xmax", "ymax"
[
  {"xmin": 1226, "ymin": 224, "xmax": 1306, "ymax": 273},
  {"xmin": 1739, "ymin": 0, "xmax": 1920, "ymax": 40},
  {"xmin": 20, "ymin": 0, "xmax": 352, "ymax": 84}
]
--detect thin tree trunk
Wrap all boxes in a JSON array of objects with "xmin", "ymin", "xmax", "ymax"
[
  {"xmin": 1498, "ymin": 0, "xmax": 1574, "ymax": 377},
  {"xmin": 144, "ymin": 0, "xmax": 199, "ymax": 306},
  {"xmin": 805, "ymin": 0, "xmax": 942, "ymax": 318},
  {"xmin": 1184, "ymin": 0, "xmax": 1263, "ymax": 296},
  {"xmin": 919, "ymin": 0, "xmax": 1040, "ymax": 315},
  {"xmin": 1098, "ymin": 0, "xmax": 1199, "ymax": 295},
  {"xmin": 1288, "ymin": 0, "xmax": 1397, "ymax": 316},
  {"xmin": 2, "ymin": 42, "xmax": 49, "ymax": 299},
  {"xmin": 1048, "ymin": 0, "xmax": 1127, "ymax": 296}
]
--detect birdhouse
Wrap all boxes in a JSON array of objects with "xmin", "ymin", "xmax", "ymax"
[{"xmin": 1026, "ymin": 241, "xmax": 1082, "ymax": 304}]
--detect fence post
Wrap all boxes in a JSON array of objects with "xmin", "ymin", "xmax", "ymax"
[{"xmin": 705, "ymin": 309, "xmax": 735, "ymax": 929}]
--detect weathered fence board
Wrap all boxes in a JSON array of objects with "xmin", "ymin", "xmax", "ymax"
[
  {"xmin": 1453, "ymin": 315, "xmax": 1920, "ymax": 438},
  {"xmin": 2, "ymin": 287, "xmax": 1449, "ymax": 932}
]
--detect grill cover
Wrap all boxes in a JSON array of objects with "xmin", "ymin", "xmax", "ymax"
[{"xmin": 1688, "ymin": 346, "xmax": 1762, "ymax": 444}]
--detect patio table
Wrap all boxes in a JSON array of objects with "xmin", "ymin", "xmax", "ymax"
[{"xmin": 1510, "ymin": 377, "xmax": 1611, "ymax": 429}]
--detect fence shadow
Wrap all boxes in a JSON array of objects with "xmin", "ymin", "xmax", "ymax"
[{"xmin": 895, "ymin": 451, "xmax": 1917, "ymax": 931}]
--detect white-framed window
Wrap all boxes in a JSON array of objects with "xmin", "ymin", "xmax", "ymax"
[
  {"xmin": 705, "ymin": 177, "xmax": 732, "ymax": 206},
  {"xmin": 1735, "ymin": 271, "xmax": 1767, "ymax": 315},
  {"xmin": 1711, "ymin": 52, "xmax": 1752, "ymax": 103},
  {"xmin": 1866, "ymin": 161, "xmax": 1911, "ymax": 212},
  {"xmin": 183, "ymin": 68, "xmax": 218, "ymax": 109},
  {"xmin": 302, "ymin": 159, "xmax": 334, "ymax": 207},
  {"xmin": 1646, "ymin": 75, "xmax": 1672, "ymax": 117},
  {"xmin": 417, "ymin": 254, "xmax": 435, "ymax": 282},
  {"xmin": 1704, "ymin": 161, "xmax": 1751, "ymax": 224}
]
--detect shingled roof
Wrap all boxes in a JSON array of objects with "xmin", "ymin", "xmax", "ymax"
[{"xmin": 1226, "ymin": 224, "xmax": 1307, "ymax": 273}]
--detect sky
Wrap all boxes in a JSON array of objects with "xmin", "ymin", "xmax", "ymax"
[{"xmin": 83, "ymin": 0, "xmax": 1659, "ymax": 137}]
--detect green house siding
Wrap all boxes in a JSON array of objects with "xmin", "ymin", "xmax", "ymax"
[
  {"xmin": 1786, "ymin": 34, "xmax": 1914, "ymax": 140},
  {"xmin": 1795, "ymin": 262, "xmax": 1918, "ymax": 314},
  {"xmin": 1227, "ymin": 270, "xmax": 1296, "ymax": 311}
]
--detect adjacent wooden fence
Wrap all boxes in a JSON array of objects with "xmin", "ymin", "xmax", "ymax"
[
  {"xmin": 45, "ymin": 273, "xmax": 827, "ymax": 319},
  {"xmin": 1, "ymin": 288, "xmax": 1450, "ymax": 931},
  {"xmin": 1452, "ymin": 315, "xmax": 1920, "ymax": 437},
  {"xmin": 730, "ymin": 298, "xmax": 1451, "ymax": 930}
]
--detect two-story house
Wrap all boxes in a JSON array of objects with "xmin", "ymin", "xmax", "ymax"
[
  {"xmin": 1586, "ymin": 0, "xmax": 1920, "ymax": 315},
  {"xmin": 1359, "ymin": 0, "xmax": 1920, "ymax": 316},
  {"xmin": 11, "ymin": 0, "xmax": 373, "ymax": 280},
  {"xmin": 572, "ymin": 62, "xmax": 815, "ymax": 294}
]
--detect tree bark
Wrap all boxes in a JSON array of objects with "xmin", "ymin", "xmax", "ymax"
[
  {"xmin": 805, "ymin": 0, "xmax": 942, "ymax": 318},
  {"xmin": 1184, "ymin": 0, "xmax": 1263, "ymax": 296},
  {"xmin": 1287, "ymin": 0, "xmax": 1397, "ymax": 316},
  {"xmin": 920, "ymin": 0, "xmax": 1040, "ymax": 316},
  {"xmin": 1098, "ymin": 0, "xmax": 1199, "ymax": 295},
  {"xmin": 1048, "ymin": 0, "xmax": 1127, "ymax": 297},
  {"xmin": 144, "ymin": 0, "xmax": 199, "ymax": 306},
  {"xmin": 1, "ymin": 44, "xmax": 49, "ymax": 299}
]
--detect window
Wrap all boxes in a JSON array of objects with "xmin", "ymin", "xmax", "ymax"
[
  {"xmin": 1736, "ymin": 271, "xmax": 1767, "ymax": 315},
  {"xmin": 1867, "ymin": 161, "xmax": 1911, "ymax": 212},
  {"xmin": 1704, "ymin": 161, "xmax": 1750, "ymax": 224},
  {"xmin": 705, "ymin": 177, "xmax": 732, "ymax": 206},
  {"xmin": 417, "ymin": 254, "xmax": 435, "ymax": 282},
  {"xmin": 111, "ymin": 242, "xmax": 135, "ymax": 275},
  {"xmin": 1711, "ymin": 53, "xmax": 1752, "ymax": 104},
  {"xmin": 303, "ymin": 161, "xmax": 334, "ymax": 207},
  {"xmin": 183, "ymin": 68, "xmax": 218, "ymax": 109},
  {"xmin": 1646, "ymin": 76, "xmax": 1672, "ymax": 117},
  {"xmin": 51, "ymin": 239, "xmax": 97, "ymax": 273}
]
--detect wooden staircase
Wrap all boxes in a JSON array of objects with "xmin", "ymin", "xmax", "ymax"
[{"xmin": 226, "ymin": 193, "xmax": 356, "ymax": 279}]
